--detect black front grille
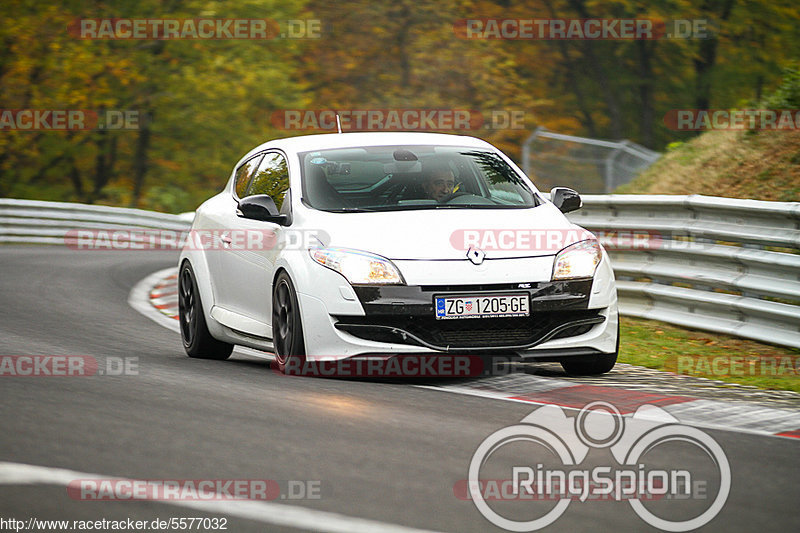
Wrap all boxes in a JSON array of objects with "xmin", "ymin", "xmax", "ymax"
[
  {"xmin": 551, "ymin": 323, "xmax": 595, "ymax": 339},
  {"xmin": 335, "ymin": 310, "xmax": 604, "ymax": 350},
  {"xmin": 437, "ymin": 326, "xmax": 532, "ymax": 345}
]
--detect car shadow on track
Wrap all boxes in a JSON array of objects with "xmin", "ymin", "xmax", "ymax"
[{"xmin": 220, "ymin": 352, "xmax": 583, "ymax": 387}]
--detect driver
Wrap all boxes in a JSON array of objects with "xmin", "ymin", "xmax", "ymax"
[{"xmin": 421, "ymin": 161, "xmax": 456, "ymax": 202}]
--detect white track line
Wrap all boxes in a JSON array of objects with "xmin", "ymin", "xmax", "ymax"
[{"xmin": 0, "ymin": 462, "xmax": 442, "ymax": 533}]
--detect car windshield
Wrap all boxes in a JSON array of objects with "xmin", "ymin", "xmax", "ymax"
[{"xmin": 299, "ymin": 145, "xmax": 539, "ymax": 212}]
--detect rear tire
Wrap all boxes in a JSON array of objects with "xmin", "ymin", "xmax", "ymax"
[
  {"xmin": 560, "ymin": 322, "xmax": 619, "ymax": 376},
  {"xmin": 272, "ymin": 271, "xmax": 306, "ymax": 374},
  {"xmin": 179, "ymin": 262, "xmax": 233, "ymax": 360}
]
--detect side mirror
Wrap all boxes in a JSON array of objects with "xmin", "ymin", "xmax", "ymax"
[
  {"xmin": 237, "ymin": 195, "xmax": 290, "ymax": 225},
  {"xmin": 550, "ymin": 187, "xmax": 582, "ymax": 213}
]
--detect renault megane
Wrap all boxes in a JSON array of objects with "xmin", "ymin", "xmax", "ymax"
[{"xmin": 178, "ymin": 132, "xmax": 618, "ymax": 375}]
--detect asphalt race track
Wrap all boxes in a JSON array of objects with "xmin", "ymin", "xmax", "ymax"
[{"xmin": 1, "ymin": 246, "xmax": 798, "ymax": 532}]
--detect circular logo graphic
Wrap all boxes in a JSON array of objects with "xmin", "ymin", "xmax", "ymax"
[{"xmin": 467, "ymin": 403, "xmax": 730, "ymax": 532}]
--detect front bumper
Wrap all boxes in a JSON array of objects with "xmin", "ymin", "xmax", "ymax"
[
  {"xmin": 333, "ymin": 280, "xmax": 604, "ymax": 352},
  {"xmin": 294, "ymin": 242, "xmax": 617, "ymax": 359}
]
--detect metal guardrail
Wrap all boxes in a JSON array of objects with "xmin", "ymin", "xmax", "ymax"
[
  {"xmin": 2, "ymin": 197, "xmax": 799, "ymax": 348},
  {"xmin": 522, "ymin": 127, "xmax": 661, "ymax": 193},
  {"xmin": 0, "ymin": 199, "xmax": 192, "ymax": 246},
  {"xmin": 567, "ymin": 194, "xmax": 800, "ymax": 348}
]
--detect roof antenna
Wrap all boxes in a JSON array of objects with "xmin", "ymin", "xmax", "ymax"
[{"xmin": 336, "ymin": 113, "xmax": 343, "ymax": 134}]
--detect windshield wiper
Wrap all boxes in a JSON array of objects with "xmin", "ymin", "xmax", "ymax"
[{"xmin": 325, "ymin": 207, "xmax": 383, "ymax": 213}]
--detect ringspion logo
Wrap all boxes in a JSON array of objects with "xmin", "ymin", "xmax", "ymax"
[{"xmin": 467, "ymin": 402, "xmax": 730, "ymax": 531}]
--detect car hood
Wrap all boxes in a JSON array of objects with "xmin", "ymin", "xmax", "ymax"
[{"xmin": 299, "ymin": 203, "xmax": 594, "ymax": 260}]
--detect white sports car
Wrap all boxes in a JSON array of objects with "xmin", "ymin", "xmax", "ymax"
[{"xmin": 178, "ymin": 132, "xmax": 618, "ymax": 375}]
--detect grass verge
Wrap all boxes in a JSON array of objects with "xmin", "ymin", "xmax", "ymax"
[
  {"xmin": 619, "ymin": 316, "xmax": 800, "ymax": 393},
  {"xmin": 615, "ymin": 129, "xmax": 800, "ymax": 201}
]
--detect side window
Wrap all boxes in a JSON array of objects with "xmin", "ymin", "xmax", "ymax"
[
  {"xmin": 247, "ymin": 152, "xmax": 290, "ymax": 211},
  {"xmin": 234, "ymin": 155, "xmax": 263, "ymax": 198}
]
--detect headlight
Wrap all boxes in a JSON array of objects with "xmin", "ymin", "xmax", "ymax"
[
  {"xmin": 309, "ymin": 247, "xmax": 405, "ymax": 285},
  {"xmin": 552, "ymin": 239, "xmax": 602, "ymax": 280}
]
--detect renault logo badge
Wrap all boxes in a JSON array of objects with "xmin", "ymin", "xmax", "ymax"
[{"xmin": 467, "ymin": 247, "xmax": 485, "ymax": 265}]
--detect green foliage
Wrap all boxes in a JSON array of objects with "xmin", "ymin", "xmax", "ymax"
[
  {"xmin": 0, "ymin": 0, "xmax": 309, "ymax": 212},
  {"xmin": 141, "ymin": 184, "xmax": 197, "ymax": 214},
  {"xmin": 762, "ymin": 64, "xmax": 800, "ymax": 108},
  {"xmin": 0, "ymin": 0, "xmax": 798, "ymax": 208},
  {"xmin": 666, "ymin": 141, "xmax": 684, "ymax": 152}
]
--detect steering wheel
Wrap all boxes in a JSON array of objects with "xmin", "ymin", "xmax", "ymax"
[
  {"xmin": 439, "ymin": 190, "xmax": 470, "ymax": 203},
  {"xmin": 384, "ymin": 181, "xmax": 410, "ymax": 204}
]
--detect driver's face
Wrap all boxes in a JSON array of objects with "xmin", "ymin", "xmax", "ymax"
[{"xmin": 424, "ymin": 170, "xmax": 455, "ymax": 201}]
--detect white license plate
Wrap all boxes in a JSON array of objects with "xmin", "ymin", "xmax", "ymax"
[{"xmin": 435, "ymin": 294, "xmax": 529, "ymax": 320}]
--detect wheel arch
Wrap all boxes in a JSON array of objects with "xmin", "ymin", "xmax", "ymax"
[
  {"xmin": 271, "ymin": 264, "xmax": 311, "ymax": 354},
  {"xmin": 179, "ymin": 253, "xmax": 226, "ymax": 340}
]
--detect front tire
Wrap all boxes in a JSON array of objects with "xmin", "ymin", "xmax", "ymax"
[
  {"xmin": 272, "ymin": 271, "xmax": 306, "ymax": 374},
  {"xmin": 179, "ymin": 262, "xmax": 233, "ymax": 360},
  {"xmin": 560, "ymin": 323, "xmax": 619, "ymax": 376}
]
